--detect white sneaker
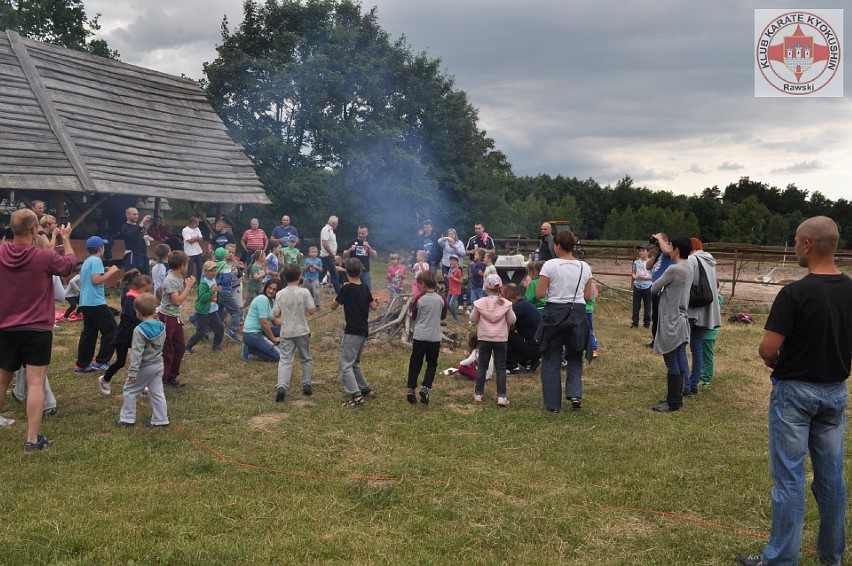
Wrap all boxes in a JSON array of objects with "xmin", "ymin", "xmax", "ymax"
[
  {"xmin": 0, "ymin": 415, "xmax": 15, "ymax": 427},
  {"xmin": 473, "ymin": 393, "xmax": 483, "ymax": 403},
  {"xmin": 98, "ymin": 375, "xmax": 111, "ymax": 396},
  {"xmin": 497, "ymin": 396, "xmax": 509, "ymax": 407}
]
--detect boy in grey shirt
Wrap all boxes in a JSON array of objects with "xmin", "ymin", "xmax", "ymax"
[
  {"xmin": 273, "ymin": 264, "xmax": 317, "ymax": 402},
  {"xmin": 116, "ymin": 293, "xmax": 168, "ymax": 427},
  {"xmin": 406, "ymin": 270, "xmax": 448, "ymax": 405}
]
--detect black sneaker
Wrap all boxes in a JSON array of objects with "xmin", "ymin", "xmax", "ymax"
[
  {"xmin": 507, "ymin": 366, "xmax": 520, "ymax": 375},
  {"xmin": 525, "ymin": 360, "xmax": 541, "ymax": 372},
  {"xmin": 570, "ymin": 397, "xmax": 582, "ymax": 409},
  {"xmin": 406, "ymin": 389, "xmax": 417, "ymax": 404},
  {"xmin": 735, "ymin": 555, "xmax": 765, "ymax": 566},
  {"xmin": 115, "ymin": 419, "xmax": 135, "ymax": 427},
  {"xmin": 302, "ymin": 384, "xmax": 313, "ymax": 396},
  {"xmin": 419, "ymin": 387, "xmax": 430, "ymax": 405},
  {"xmin": 43, "ymin": 408, "xmax": 57, "ymax": 417},
  {"xmin": 145, "ymin": 423, "xmax": 169, "ymax": 429},
  {"xmin": 23, "ymin": 433, "xmax": 54, "ymax": 453},
  {"xmin": 275, "ymin": 387, "xmax": 286, "ymax": 403},
  {"xmin": 164, "ymin": 378, "xmax": 186, "ymax": 388}
]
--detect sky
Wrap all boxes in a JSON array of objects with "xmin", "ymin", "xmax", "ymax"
[{"xmin": 86, "ymin": 0, "xmax": 851, "ymax": 202}]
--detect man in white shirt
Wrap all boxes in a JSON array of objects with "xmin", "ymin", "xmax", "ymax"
[
  {"xmin": 182, "ymin": 217, "xmax": 205, "ymax": 281},
  {"xmin": 320, "ymin": 215, "xmax": 340, "ymax": 293}
]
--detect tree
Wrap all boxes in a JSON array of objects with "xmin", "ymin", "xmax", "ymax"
[
  {"xmin": 722, "ymin": 195, "xmax": 770, "ymax": 244},
  {"xmin": 1, "ymin": 0, "xmax": 118, "ymax": 58},
  {"xmin": 204, "ymin": 0, "xmax": 508, "ymax": 241}
]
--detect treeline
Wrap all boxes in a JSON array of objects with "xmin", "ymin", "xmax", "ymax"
[
  {"xmin": 202, "ymin": 1, "xmax": 850, "ymax": 249},
  {"xmin": 504, "ymin": 175, "xmax": 852, "ymax": 248}
]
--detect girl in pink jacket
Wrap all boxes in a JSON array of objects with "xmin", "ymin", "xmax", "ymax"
[{"xmin": 469, "ymin": 274, "xmax": 516, "ymax": 406}]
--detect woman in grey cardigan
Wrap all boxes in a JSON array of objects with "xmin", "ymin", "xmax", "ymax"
[
  {"xmin": 650, "ymin": 237, "xmax": 693, "ymax": 412},
  {"xmin": 684, "ymin": 238, "xmax": 722, "ymax": 395}
]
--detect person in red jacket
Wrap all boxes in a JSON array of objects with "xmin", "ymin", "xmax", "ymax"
[{"xmin": 0, "ymin": 209, "xmax": 76, "ymax": 452}]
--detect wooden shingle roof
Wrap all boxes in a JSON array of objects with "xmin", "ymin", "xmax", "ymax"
[{"xmin": 0, "ymin": 30, "xmax": 270, "ymax": 204}]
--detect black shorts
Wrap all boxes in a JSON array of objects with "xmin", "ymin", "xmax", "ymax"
[{"xmin": 0, "ymin": 330, "xmax": 53, "ymax": 370}]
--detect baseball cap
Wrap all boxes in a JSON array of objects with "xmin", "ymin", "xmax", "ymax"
[
  {"xmin": 214, "ymin": 247, "xmax": 227, "ymax": 260},
  {"xmin": 449, "ymin": 255, "xmax": 459, "ymax": 262},
  {"xmin": 85, "ymin": 236, "xmax": 105, "ymax": 250},
  {"xmin": 288, "ymin": 235, "xmax": 298, "ymax": 242},
  {"xmin": 203, "ymin": 260, "xmax": 218, "ymax": 272},
  {"xmin": 484, "ymin": 274, "xmax": 503, "ymax": 289}
]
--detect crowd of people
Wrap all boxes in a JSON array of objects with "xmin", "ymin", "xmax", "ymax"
[{"xmin": 2, "ymin": 203, "xmax": 850, "ymax": 566}]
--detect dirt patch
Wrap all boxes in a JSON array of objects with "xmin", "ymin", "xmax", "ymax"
[
  {"xmin": 248, "ymin": 412, "xmax": 289, "ymax": 432},
  {"xmin": 588, "ymin": 258, "xmax": 807, "ymax": 306}
]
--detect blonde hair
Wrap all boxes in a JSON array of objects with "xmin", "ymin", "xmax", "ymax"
[{"xmin": 40, "ymin": 214, "xmax": 57, "ymax": 227}]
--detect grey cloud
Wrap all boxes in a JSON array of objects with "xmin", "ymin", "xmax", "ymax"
[
  {"xmin": 719, "ymin": 162, "xmax": 744, "ymax": 171},
  {"xmin": 771, "ymin": 160, "xmax": 823, "ymax": 174}
]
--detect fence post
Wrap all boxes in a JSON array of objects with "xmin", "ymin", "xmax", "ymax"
[{"xmin": 731, "ymin": 248, "xmax": 738, "ymax": 298}]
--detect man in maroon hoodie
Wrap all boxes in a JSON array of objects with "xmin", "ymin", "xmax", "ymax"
[{"xmin": 0, "ymin": 209, "xmax": 76, "ymax": 452}]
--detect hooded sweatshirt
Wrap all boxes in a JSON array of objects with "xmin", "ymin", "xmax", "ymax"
[
  {"xmin": 128, "ymin": 319, "xmax": 166, "ymax": 377},
  {"xmin": 0, "ymin": 242, "xmax": 76, "ymax": 331},
  {"xmin": 470, "ymin": 294, "xmax": 517, "ymax": 342},
  {"xmin": 687, "ymin": 250, "xmax": 722, "ymax": 330}
]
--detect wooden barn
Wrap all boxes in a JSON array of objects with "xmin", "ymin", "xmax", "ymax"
[{"xmin": 0, "ymin": 30, "xmax": 269, "ymax": 232}]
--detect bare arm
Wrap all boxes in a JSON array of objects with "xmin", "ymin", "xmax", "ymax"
[
  {"xmin": 168, "ymin": 276, "xmax": 196, "ymax": 306},
  {"xmin": 535, "ymin": 274, "xmax": 549, "ymax": 300},
  {"xmin": 759, "ymin": 330, "xmax": 784, "ymax": 369}
]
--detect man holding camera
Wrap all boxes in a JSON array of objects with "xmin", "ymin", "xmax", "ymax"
[{"xmin": 646, "ymin": 233, "xmax": 674, "ymax": 346}]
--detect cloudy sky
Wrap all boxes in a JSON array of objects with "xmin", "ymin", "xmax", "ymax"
[{"xmin": 86, "ymin": 0, "xmax": 851, "ymax": 201}]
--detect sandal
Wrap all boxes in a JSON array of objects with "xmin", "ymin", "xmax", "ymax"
[
  {"xmin": 361, "ymin": 389, "xmax": 377, "ymax": 399},
  {"xmin": 342, "ymin": 396, "xmax": 366, "ymax": 408}
]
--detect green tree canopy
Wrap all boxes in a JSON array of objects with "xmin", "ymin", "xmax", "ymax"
[
  {"xmin": 0, "ymin": 0, "xmax": 117, "ymax": 58},
  {"xmin": 203, "ymin": 0, "xmax": 508, "ymax": 242}
]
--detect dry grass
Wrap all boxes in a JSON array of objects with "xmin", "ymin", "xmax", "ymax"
[{"xmin": 0, "ymin": 274, "xmax": 838, "ymax": 565}]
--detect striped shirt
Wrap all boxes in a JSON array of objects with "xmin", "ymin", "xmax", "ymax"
[{"xmin": 241, "ymin": 228, "xmax": 267, "ymax": 251}]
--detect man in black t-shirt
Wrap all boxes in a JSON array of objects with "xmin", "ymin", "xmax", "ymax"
[
  {"xmin": 344, "ymin": 224, "xmax": 377, "ymax": 290},
  {"xmin": 210, "ymin": 220, "xmax": 236, "ymax": 251},
  {"xmin": 737, "ymin": 216, "xmax": 852, "ymax": 566},
  {"xmin": 119, "ymin": 207, "xmax": 152, "ymax": 275},
  {"xmin": 412, "ymin": 219, "xmax": 441, "ymax": 271},
  {"xmin": 465, "ymin": 221, "xmax": 496, "ymax": 259}
]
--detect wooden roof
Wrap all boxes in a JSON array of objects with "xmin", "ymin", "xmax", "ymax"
[{"xmin": 0, "ymin": 30, "xmax": 270, "ymax": 204}]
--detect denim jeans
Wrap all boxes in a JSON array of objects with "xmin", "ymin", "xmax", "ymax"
[
  {"xmin": 448, "ymin": 294, "xmax": 460, "ymax": 322},
  {"xmin": 632, "ymin": 286, "xmax": 651, "ymax": 327},
  {"xmin": 321, "ymin": 255, "xmax": 341, "ymax": 293},
  {"xmin": 661, "ymin": 343, "xmax": 688, "ymax": 376},
  {"xmin": 762, "ymin": 379, "xmax": 847, "ymax": 566},
  {"xmin": 217, "ymin": 291, "xmax": 242, "ymax": 335},
  {"xmin": 686, "ymin": 322, "xmax": 706, "ymax": 391},
  {"xmin": 586, "ymin": 312, "xmax": 598, "ymax": 351},
  {"xmin": 469, "ymin": 287, "xmax": 484, "ymax": 307},
  {"xmin": 242, "ymin": 332, "xmax": 280, "ymax": 362},
  {"xmin": 360, "ymin": 271, "xmax": 372, "ymax": 290}
]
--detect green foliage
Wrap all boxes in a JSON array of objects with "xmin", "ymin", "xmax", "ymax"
[
  {"xmin": 204, "ymin": 0, "xmax": 507, "ymax": 240},
  {"xmin": 0, "ymin": 0, "xmax": 118, "ymax": 58},
  {"xmin": 722, "ymin": 195, "xmax": 770, "ymax": 244}
]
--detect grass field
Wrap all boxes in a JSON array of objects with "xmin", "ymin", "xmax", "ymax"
[{"xmin": 0, "ymin": 274, "xmax": 841, "ymax": 565}]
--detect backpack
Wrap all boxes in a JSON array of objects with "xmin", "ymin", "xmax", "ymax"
[{"xmin": 689, "ymin": 259, "xmax": 714, "ymax": 308}]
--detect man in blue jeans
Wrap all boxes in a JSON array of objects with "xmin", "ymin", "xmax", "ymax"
[{"xmin": 737, "ymin": 216, "xmax": 852, "ymax": 566}]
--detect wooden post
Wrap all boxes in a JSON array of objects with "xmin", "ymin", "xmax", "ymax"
[
  {"xmin": 731, "ymin": 248, "xmax": 738, "ymax": 298},
  {"xmin": 154, "ymin": 197, "xmax": 161, "ymax": 218}
]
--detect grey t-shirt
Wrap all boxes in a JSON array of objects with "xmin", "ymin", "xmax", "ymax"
[
  {"xmin": 158, "ymin": 272, "xmax": 185, "ymax": 317},
  {"xmin": 411, "ymin": 291, "xmax": 447, "ymax": 342},
  {"xmin": 273, "ymin": 285, "xmax": 313, "ymax": 338}
]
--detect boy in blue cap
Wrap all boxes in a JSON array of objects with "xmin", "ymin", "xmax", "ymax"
[{"xmin": 74, "ymin": 236, "xmax": 122, "ymax": 373}]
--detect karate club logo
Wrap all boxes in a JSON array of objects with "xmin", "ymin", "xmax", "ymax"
[{"xmin": 755, "ymin": 10, "xmax": 843, "ymax": 97}]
